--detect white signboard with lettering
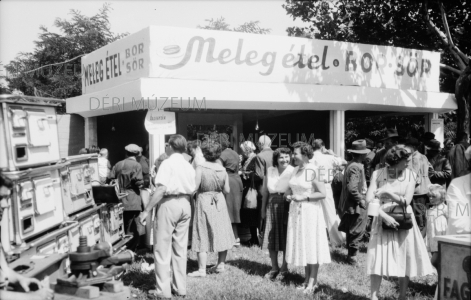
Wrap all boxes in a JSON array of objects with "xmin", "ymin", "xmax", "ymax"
[
  {"xmin": 81, "ymin": 25, "xmax": 440, "ymax": 94},
  {"xmin": 144, "ymin": 110, "xmax": 176, "ymax": 135},
  {"xmin": 149, "ymin": 26, "xmax": 440, "ymax": 92}
]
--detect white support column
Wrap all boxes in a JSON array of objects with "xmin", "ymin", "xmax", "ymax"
[
  {"xmin": 425, "ymin": 113, "xmax": 443, "ymax": 146},
  {"xmin": 330, "ymin": 110, "xmax": 345, "ymax": 159},
  {"xmin": 424, "ymin": 113, "xmax": 439, "ymax": 133},
  {"xmin": 149, "ymin": 133, "xmax": 165, "ymax": 166},
  {"xmin": 84, "ymin": 117, "xmax": 98, "ymax": 148}
]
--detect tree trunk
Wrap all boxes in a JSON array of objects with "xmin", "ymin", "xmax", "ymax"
[{"xmin": 455, "ymin": 64, "xmax": 471, "ymax": 136}]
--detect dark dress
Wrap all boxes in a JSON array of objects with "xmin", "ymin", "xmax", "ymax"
[
  {"xmin": 240, "ymin": 156, "xmax": 262, "ymax": 228},
  {"xmin": 219, "ymin": 148, "xmax": 243, "ymax": 223}
]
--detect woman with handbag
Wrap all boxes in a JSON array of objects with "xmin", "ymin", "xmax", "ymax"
[
  {"xmin": 239, "ymin": 141, "xmax": 262, "ymax": 246},
  {"xmin": 366, "ymin": 146, "xmax": 435, "ymax": 300},
  {"xmin": 285, "ymin": 142, "xmax": 331, "ymax": 294}
]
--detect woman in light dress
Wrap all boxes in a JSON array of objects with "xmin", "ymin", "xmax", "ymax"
[
  {"xmin": 366, "ymin": 146, "xmax": 435, "ymax": 300},
  {"xmin": 188, "ymin": 141, "xmax": 235, "ymax": 277},
  {"xmin": 260, "ymin": 148, "xmax": 294, "ymax": 281},
  {"xmin": 285, "ymin": 142, "xmax": 331, "ymax": 294}
]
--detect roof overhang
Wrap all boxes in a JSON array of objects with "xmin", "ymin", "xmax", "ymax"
[{"xmin": 66, "ymin": 77, "xmax": 457, "ymax": 118}]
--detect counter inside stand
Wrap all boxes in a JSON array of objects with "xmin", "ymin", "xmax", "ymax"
[{"xmin": 435, "ymin": 234, "xmax": 471, "ymax": 300}]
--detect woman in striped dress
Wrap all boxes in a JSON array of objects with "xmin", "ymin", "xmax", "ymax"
[
  {"xmin": 188, "ymin": 141, "xmax": 235, "ymax": 277},
  {"xmin": 261, "ymin": 148, "xmax": 294, "ymax": 281}
]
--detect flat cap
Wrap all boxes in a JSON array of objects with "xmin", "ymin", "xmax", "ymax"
[{"xmin": 125, "ymin": 144, "xmax": 141, "ymax": 153}]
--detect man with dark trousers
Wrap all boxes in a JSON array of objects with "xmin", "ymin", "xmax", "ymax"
[
  {"xmin": 108, "ymin": 144, "xmax": 145, "ymax": 252},
  {"xmin": 253, "ymin": 135, "xmax": 274, "ymax": 245},
  {"xmin": 338, "ymin": 140, "xmax": 370, "ymax": 266}
]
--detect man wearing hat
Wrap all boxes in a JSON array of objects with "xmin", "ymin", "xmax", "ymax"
[
  {"xmin": 338, "ymin": 140, "xmax": 370, "ymax": 266},
  {"xmin": 368, "ymin": 129, "xmax": 399, "ymax": 176},
  {"xmin": 419, "ymin": 132, "xmax": 436, "ymax": 155},
  {"xmin": 426, "ymin": 139, "xmax": 452, "ymax": 188},
  {"xmin": 405, "ymin": 137, "xmax": 433, "ymax": 237},
  {"xmin": 108, "ymin": 144, "xmax": 145, "ymax": 252}
]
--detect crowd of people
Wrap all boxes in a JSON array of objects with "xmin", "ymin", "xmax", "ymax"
[
  {"xmin": 96, "ymin": 129, "xmax": 470, "ymax": 299},
  {"xmin": 1, "ymin": 129, "xmax": 470, "ymax": 300}
]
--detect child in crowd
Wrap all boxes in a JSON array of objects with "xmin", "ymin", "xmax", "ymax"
[{"xmin": 426, "ymin": 184, "xmax": 448, "ymax": 267}]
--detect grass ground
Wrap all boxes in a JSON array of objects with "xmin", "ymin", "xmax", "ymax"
[{"xmin": 122, "ymin": 242, "xmax": 437, "ymax": 300}]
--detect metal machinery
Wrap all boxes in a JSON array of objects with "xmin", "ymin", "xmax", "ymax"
[{"xmin": 0, "ymin": 94, "xmax": 131, "ymax": 285}]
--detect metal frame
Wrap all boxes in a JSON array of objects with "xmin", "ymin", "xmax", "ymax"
[{"xmin": 0, "ymin": 94, "xmax": 65, "ymax": 106}]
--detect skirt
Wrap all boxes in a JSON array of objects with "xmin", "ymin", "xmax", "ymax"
[
  {"xmin": 191, "ymin": 191, "xmax": 235, "ymax": 252},
  {"xmin": 366, "ymin": 202, "xmax": 436, "ymax": 278},
  {"xmin": 286, "ymin": 200, "xmax": 331, "ymax": 266},
  {"xmin": 321, "ymin": 184, "xmax": 346, "ymax": 246},
  {"xmin": 261, "ymin": 194, "xmax": 289, "ymax": 252},
  {"xmin": 226, "ymin": 173, "xmax": 243, "ymax": 223}
]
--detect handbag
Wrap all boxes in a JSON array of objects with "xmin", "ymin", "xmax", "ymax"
[
  {"xmin": 243, "ymin": 174, "xmax": 257, "ymax": 209},
  {"xmin": 382, "ymin": 204, "xmax": 413, "ymax": 230}
]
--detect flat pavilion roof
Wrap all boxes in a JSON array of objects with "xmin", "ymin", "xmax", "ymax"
[{"xmin": 66, "ymin": 26, "xmax": 456, "ymax": 118}]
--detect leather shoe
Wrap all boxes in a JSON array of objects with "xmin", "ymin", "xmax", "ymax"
[{"xmin": 171, "ymin": 288, "xmax": 186, "ymax": 298}]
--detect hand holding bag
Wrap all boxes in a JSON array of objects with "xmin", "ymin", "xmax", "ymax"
[
  {"xmin": 243, "ymin": 174, "xmax": 258, "ymax": 209},
  {"xmin": 110, "ymin": 179, "xmax": 128, "ymax": 200},
  {"xmin": 382, "ymin": 204, "xmax": 413, "ymax": 230}
]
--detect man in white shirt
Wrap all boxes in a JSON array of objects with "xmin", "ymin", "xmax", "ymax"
[{"xmin": 139, "ymin": 135, "xmax": 195, "ymax": 299}]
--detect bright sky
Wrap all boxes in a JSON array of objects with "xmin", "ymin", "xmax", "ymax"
[{"xmin": 0, "ymin": 0, "xmax": 307, "ymax": 74}]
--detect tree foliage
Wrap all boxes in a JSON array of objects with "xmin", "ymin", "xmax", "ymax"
[
  {"xmin": 283, "ymin": 0, "xmax": 470, "ymax": 138},
  {"xmin": 198, "ymin": 17, "xmax": 271, "ymax": 34},
  {"xmin": 4, "ymin": 4, "xmax": 127, "ymax": 113}
]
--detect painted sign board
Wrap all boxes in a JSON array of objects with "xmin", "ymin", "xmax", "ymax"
[
  {"xmin": 144, "ymin": 110, "xmax": 176, "ymax": 135},
  {"xmin": 436, "ymin": 235, "xmax": 471, "ymax": 300},
  {"xmin": 81, "ymin": 26, "xmax": 441, "ymax": 95}
]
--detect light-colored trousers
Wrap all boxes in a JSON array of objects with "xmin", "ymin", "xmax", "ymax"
[
  {"xmin": 140, "ymin": 189, "xmax": 153, "ymax": 248},
  {"xmin": 153, "ymin": 196, "xmax": 191, "ymax": 298}
]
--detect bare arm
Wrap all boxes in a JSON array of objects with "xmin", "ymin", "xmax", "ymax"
[
  {"xmin": 261, "ymin": 176, "xmax": 269, "ymax": 212},
  {"xmin": 366, "ymin": 170, "xmax": 378, "ymax": 203},
  {"xmin": 223, "ymin": 172, "xmax": 230, "ymax": 195},
  {"xmin": 309, "ymin": 178, "xmax": 326, "ymax": 200},
  {"xmin": 144, "ymin": 184, "xmax": 167, "ymax": 213},
  {"xmin": 195, "ymin": 167, "xmax": 202, "ymax": 194}
]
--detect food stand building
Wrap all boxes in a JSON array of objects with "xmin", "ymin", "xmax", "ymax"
[{"xmin": 66, "ymin": 26, "xmax": 457, "ymax": 165}]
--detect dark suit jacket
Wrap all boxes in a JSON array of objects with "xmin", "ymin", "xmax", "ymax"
[
  {"xmin": 447, "ymin": 142, "xmax": 471, "ymax": 179},
  {"xmin": 427, "ymin": 153, "xmax": 452, "ymax": 188},
  {"xmin": 255, "ymin": 148, "xmax": 274, "ymax": 182},
  {"xmin": 339, "ymin": 162, "xmax": 366, "ymax": 215},
  {"xmin": 109, "ymin": 157, "xmax": 144, "ymax": 211},
  {"xmin": 136, "ymin": 155, "xmax": 150, "ymax": 188}
]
